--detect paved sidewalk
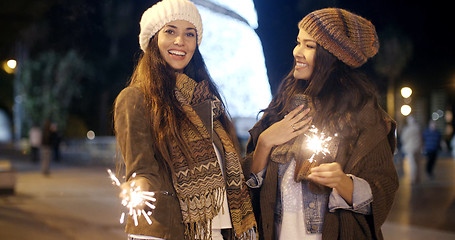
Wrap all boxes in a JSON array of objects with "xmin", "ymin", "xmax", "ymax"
[
  {"xmin": 1, "ymin": 149, "xmax": 455, "ymax": 239},
  {"xmin": 0, "ymin": 160, "xmax": 126, "ymax": 240},
  {"xmin": 383, "ymin": 155, "xmax": 455, "ymax": 240}
]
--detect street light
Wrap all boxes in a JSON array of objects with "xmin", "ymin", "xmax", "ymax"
[
  {"xmin": 400, "ymin": 87, "xmax": 413, "ymax": 116},
  {"xmin": 7, "ymin": 60, "xmax": 16, "ymax": 69},
  {"xmin": 401, "ymin": 87, "xmax": 412, "ymax": 98},
  {"xmin": 401, "ymin": 104, "xmax": 412, "ymax": 116},
  {"xmin": 2, "ymin": 59, "xmax": 17, "ymax": 74}
]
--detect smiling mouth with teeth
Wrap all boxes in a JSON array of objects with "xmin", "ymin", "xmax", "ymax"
[
  {"xmin": 296, "ymin": 62, "xmax": 308, "ymax": 67},
  {"xmin": 169, "ymin": 50, "xmax": 186, "ymax": 56}
]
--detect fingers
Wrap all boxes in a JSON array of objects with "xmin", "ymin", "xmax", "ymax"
[
  {"xmin": 263, "ymin": 105, "xmax": 312, "ymax": 147},
  {"xmin": 282, "ymin": 105, "xmax": 311, "ymax": 130},
  {"xmin": 284, "ymin": 104, "xmax": 304, "ymax": 119},
  {"xmin": 291, "ymin": 107, "xmax": 311, "ymax": 123},
  {"xmin": 288, "ymin": 106, "xmax": 311, "ymax": 124},
  {"xmin": 308, "ymin": 171, "xmax": 336, "ymax": 188},
  {"xmin": 310, "ymin": 162, "xmax": 340, "ymax": 172},
  {"xmin": 292, "ymin": 121, "xmax": 311, "ymax": 137},
  {"xmin": 291, "ymin": 113, "xmax": 312, "ymax": 132},
  {"xmin": 308, "ymin": 163, "xmax": 344, "ymax": 187}
]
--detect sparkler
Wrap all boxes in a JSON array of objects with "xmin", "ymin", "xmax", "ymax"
[
  {"xmin": 107, "ymin": 169, "xmax": 156, "ymax": 226},
  {"xmin": 304, "ymin": 125, "xmax": 337, "ymax": 163}
]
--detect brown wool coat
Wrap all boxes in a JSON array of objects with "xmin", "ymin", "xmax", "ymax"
[
  {"xmin": 242, "ymin": 103, "xmax": 399, "ymax": 240},
  {"xmin": 115, "ymin": 86, "xmax": 185, "ymax": 239},
  {"xmin": 115, "ymin": 86, "xmax": 232, "ymax": 239}
]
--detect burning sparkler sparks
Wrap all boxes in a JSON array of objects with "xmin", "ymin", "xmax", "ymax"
[
  {"xmin": 304, "ymin": 125, "xmax": 337, "ymax": 163},
  {"xmin": 107, "ymin": 169, "xmax": 156, "ymax": 226}
]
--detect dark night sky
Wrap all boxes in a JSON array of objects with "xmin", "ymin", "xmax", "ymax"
[
  {"xmin": 1, "ymin": 0, "xmax": 454, "ymax": 93},
  {"xmin": 253, "ymin": 0, "xmax": 455, "ymax": 96}
]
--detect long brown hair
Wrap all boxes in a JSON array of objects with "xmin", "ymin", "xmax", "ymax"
[
  {"xmin": 261, "ymin": 43, "xmax": 379, "ymax": 139},
  {"xmin": 122, "ymin": 35, "xmax": 239, "ymax": 170}
]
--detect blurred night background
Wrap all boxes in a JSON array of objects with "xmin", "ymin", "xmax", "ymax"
[
  {"xmin": 1, "ymin": 1, "xmax": 455, "ymax": 239},
  {"xmin": 1, "ymin": 0, "xmax": 455, "ymax": 146}
]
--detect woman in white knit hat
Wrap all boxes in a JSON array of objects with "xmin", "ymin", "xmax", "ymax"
[{"xmin": 114, "ymin": 0, "xmax": 257, "ymax": 239}]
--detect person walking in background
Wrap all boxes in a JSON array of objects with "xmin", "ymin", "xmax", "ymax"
[
  {"xmin": 423, "ymin": 120, "xmax": 441, "ymax": 179},
  {"xmin": 49, "ymin": 122, "xmax": 61, "ymax": 162},
  {"xmin": 29, "ymin": 124, "xmax": 41, "ymax": 163},
  {"xmin": 451, "ymin": 134, "xmax": 455, "ymax": 159},
  {"xmin": 41, "ymin": 120, "xmax": 52, "ymax": 175},
  {"xmin": 400, "ymin": 115, "xmax": 423, "ymax": 184},
  {"xmin": 242, "ymin": 8, "xmax": 398, "ymax": 240},
  {"xmin": 113, "ymin": 0, "xmax": 257, "ymax": 239}
]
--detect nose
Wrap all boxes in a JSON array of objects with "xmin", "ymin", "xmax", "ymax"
[
  {"xmin": 174, "ymin": 35, "xmax": 184, "ymax": 46},
  {"xmin": 293, "ymin": 45, "xmax": 304, "ymax": 59}
]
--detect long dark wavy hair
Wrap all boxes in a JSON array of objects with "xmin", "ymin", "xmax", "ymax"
[
  {"xmin": 261, "ymin": 43, "xmax": 379, "ymax": 140},
  {"xmin": 121, "ymin": 35, "xmax": 239, "ymax": 170}
]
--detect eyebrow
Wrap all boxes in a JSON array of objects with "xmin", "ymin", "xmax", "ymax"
[
  {"xmin": 297, "ymin": 38, "xmax": 317, "ymax": 44},
  {"xmin": 165, "ymin": 24, "xmax": 196, "ymax": 31}
]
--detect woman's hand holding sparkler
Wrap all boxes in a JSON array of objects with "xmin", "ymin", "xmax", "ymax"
[
  {"xmin": 107, "ymin": 170, "xmax": 156, "ymax": 226},
  {"xmin": 119, "ymin": 177, "xmax": 151, "ymax": 208},
  {"xmin": 251, "ymin": 105, "xmax": 312, "ymax": 174},
  {"xmin": 308, "ymin": 162, "xmax": 353, "ymax": 205}
]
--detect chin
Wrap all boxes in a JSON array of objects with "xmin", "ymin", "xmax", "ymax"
[
  {"xmin": 293, "ymin": 74, "xmax": 310, "ymax": 80},
  {"xmin": 169, "ymin": 65, "xmax": 186, "ymax": 71}
]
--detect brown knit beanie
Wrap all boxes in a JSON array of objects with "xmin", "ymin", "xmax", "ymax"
[{"xmin": 299, "ymin": 8, "xmax": 379, "ymax": 68}]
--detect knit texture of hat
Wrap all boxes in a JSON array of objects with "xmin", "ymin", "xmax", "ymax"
[
  {"xmin": 139, "ymin": 0, "xmax": 203, "ymax": 52},
  {"xmin": 299, "ymin": 8, "xmax": 379, "ymax": 68}
]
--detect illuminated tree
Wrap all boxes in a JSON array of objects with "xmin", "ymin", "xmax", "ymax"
[{"xmin": 18, "ymin": 50, "xmax": 89, "ymax": 134}]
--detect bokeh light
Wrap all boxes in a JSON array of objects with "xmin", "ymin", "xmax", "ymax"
[
  {"xmin": 401, "ymin": 87, "xmax": 412, "ymax": 98},
  {"xmin": 401, "ymin": 105, "xmax": 412, "ymax": 116},
  {"xmin": 87, "ymin": 130, "xmax": 95, "ymax": 140}
]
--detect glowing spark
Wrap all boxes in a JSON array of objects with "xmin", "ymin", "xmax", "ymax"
[
  {"xmin": 142, "ymin": 209, "xmax": 153, "ymax": 225},
  {"xmin": 120, "ymin": 212, "xmax": 125, "ymax": 224},
  {"xmin": 107, "ymin": 168, "xmax": 121, "ymax": 186},
  {"xmin": 133, "ymin": 211, "xmax": 138, "ymax": 226},
  {"xmin": 304, "ymin": 126, "xmax": 335, "ymax": 163},
  {"xmin": 107, "ymin": 169, "xmax": 156, "ymax": 226}
]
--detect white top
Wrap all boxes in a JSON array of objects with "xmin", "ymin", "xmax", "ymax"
[
  {"xmin": 279, "ymin": 159, "xmax": 321, "ymax": 240},
  {"xmin": 211, "ymin": 143, "xmax": 233, "ymax": 229}
]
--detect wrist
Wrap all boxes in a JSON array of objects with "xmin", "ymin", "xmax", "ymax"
[
  {"xmin": 336, "ymin": 174, "xmax": 353, "ymax": 205},
  {"xmin": 257, "ymin": 134, "xmax": 274, "ymax": 150},
  {"xmin": 251, "ymin": 135, "xmax": 273, "ymax": 174}
]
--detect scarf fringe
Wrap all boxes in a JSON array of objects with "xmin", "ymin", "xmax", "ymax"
[
  {"xmin": 185, "ymin": 223, "xmax": 258, "ymax": 240},
  {"xmin": 184, "ymin": 220, "xmax": 212, "ymax": 240},
  {"xmin": 236, "ymin": 226, "xmax": 259, "ymax": 240},
  {"xmin": 181, "ymin": 187, "xmax": 225, "ymax": 239}
]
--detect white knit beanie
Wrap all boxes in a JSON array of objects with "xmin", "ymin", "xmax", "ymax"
[{"xmin": 139, "ymin": 0, "xmax": 203, "ymax": 52}]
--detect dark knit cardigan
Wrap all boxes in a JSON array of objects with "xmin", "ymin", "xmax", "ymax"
[{"xmin": 242, "ymin": 103, "xmax": 398, "ymax": 240}]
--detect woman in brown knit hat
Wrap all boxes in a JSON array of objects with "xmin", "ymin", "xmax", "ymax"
[{"xmin": 243, "ymin": 8, "xmax": 398, "ymax": 240}]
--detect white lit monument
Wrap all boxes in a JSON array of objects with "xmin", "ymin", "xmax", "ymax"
[{"xmin": 193, "ymin": 0, "xmax": 272, "ymax": 139}]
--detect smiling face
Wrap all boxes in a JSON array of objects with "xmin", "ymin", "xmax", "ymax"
[
  {"xmin": 293, "ymin": 29, "xmax": 317, "ymax": 80},
  {"xmin": 157, "ymin": 20, "xmax": 197, "ymax": 71}
]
